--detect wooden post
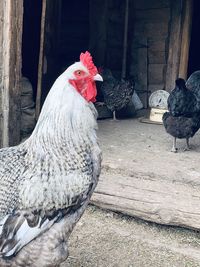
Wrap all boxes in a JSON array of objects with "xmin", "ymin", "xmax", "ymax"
[
  {"xmin": 165, "ymin": 0, "xmax": 183, "ymax": 91},
  {"xmin": 121, "ymin": 0, "xmax": 129, "ymax": 79},
  {"xmin": 0, "ymin": 0, "xmax": 23, "ymax": 147},
  {"xmin": 35, "ymin": 0, "xmax": 47, "ymax": 120},
  {"xmin": 178, "ymin": 0, "xmax": 193, "ymax": 79}
]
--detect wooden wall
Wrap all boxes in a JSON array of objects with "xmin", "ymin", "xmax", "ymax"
[
  {"xmin": 90, "ymin": 0, "xmax": 172, "ymax": 107},
  {"xmin": 0, "ymin": 1, "xmax": 23, "ymax": 147},
  {"xmin": 129, "ymin": 0, "xmax": 171, "ymax": 107},
  {"xmin": 0, "ymin": 2, "xmax": 3, "ymax": 145}
]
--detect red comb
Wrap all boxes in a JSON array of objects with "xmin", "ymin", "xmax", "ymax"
[{"xmin": 80, "ymin": 51, "xmax": 98, "ymax": 76}]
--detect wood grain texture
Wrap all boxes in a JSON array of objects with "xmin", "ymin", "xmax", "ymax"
[
  {"xmin": 179, "ymin": 0, "xmax": 193, "ymax": 79},
  {"xmin": 0, "ymin": 0, "xmax": 23, "ymax": 147},
  {"xmin": 165, "ymin": 0, "xmax": 183, "ymax": 91},
  {"xmin": 35, "ymin": 0, "xmax": 47, "ymax": 120},
  {"xmin": 92, "ymin": 171, "xmax": 200, "ymax": 230}
]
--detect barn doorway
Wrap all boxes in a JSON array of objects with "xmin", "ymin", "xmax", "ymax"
[
  {"xmin": 35, "ymin": 0, "xmax": 135, "ymax": 118},
  {"xmin": 22, "ymin": 0, "xmax": 43, "ymax": 101},
  {"xmin": 41, "ymin": 0, "xmax": 90, "ymax": 104},
  {"xmin": 187, "ymin": 0, "xmax": 200, "ymax": 77}
]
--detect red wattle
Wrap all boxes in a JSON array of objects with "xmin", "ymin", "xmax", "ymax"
[{"xmin": 69, "ymin": 78, "xmax": 97, "ymax": 102}]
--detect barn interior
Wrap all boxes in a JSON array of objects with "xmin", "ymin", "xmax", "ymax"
[
  {"xmin": 21, "ymin": 0, "xmax": 139, "ymax": 110},
  {"xmin": 21, "ymin": 0, "xmax": 199, "ymax": 119}
]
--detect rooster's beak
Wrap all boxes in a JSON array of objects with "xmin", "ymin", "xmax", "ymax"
[{"xmin": 94, "ymin": 73, "xmax": 103, "ymax": 82}]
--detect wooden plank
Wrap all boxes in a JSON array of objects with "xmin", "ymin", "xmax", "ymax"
[
  {"xmin": 134, "ymin": 21, "xmax": 168, "ymax": 38},
  {"xmin": 148, "ymin": 37, "xmax": 166, "ymax": 51},
  {"xmin": 148, "ymin": 51, "xmax": 166, "ymax": 64},
  {"xmin": 35, "ymin": 0, "xmax": 47, "ymax": 120},
  {"xmin": 179, "ymin": 0, "xmax": 193, "ymax": 79},
  {"xmin": 0, "ymin": 0, "xmax": 23, "ymax": 147},
  {"xmin": 165, "ymin": 1, "xmax": 183, "ymax": 91},
  {"xmin": 0, "ymin": 1, "xmax": 4, "ymax": 146},
  {"xmin": 137, "ymin": 38, "xmax": 148, "ymax": 108},
  {"xmin": 148, "ymin": 64, "xmax": 166, "ymax": 84},
  {"xmin": 91, "ymin": 172, "xmax": 200, "ymax": 230},
  {"xmin": 135, "ymin": 8, "xmax": 170, "ymax": 22},
  {"xmin": 134, "ymin": 0, "xmax": 170, "ymax": 9},
  {"xmin": 138, "ymin": 117, "xmax": 163, "ymax": 125}
]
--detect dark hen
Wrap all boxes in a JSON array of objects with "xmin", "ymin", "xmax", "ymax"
[
  {"xmin": 163, "ymin": 112, "xmax": 200, "ymax": 152},
  {"xmin": 99, "ymin": 69, "xmax": 134, "ymax": 120},
  {"xmin": 163, "ymin": 78, "xmax": 200, "ymax": 152},
  {"xmin": 186, "ymin": 70, "xmax": 200, "ymax": 109},
  {"xmin": 167, "ymin": 78, "xmax": 199, "ymax": 117}
]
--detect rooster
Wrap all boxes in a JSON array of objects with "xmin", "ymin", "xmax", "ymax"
[{"xmin": 0, "ymin": 51, "xmax": 102, "ymax": 266}]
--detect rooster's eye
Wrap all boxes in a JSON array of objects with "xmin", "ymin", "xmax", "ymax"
[{"xmin": 75, "ymin": 70, "xmax": 83, "ymax": 76}]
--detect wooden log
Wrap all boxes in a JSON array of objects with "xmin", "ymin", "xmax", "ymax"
[{"xmin": 91, "ymin": 172, "xmax": 200, "ymax": 230}]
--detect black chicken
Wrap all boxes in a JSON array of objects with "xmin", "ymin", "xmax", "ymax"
[
  {"xmin": 163, "ymin": 113, "xmax": 200, "ymax": 152},
  {"xmin": 186, "ymin": 70, "xmax": 200, "ymax": 109},
  {"xmin": 167, "ymin": 78, "xmax": 199, "ymax": 116},
  {"xmin": 162, "ymin": 78, "xmax": 200, "ymax": 152},
  {"xmin": 98, "ymin": 69, "xmax": 134, "ymax": 120}
]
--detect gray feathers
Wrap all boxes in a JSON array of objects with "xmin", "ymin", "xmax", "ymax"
[
  {"xmin": 0, "ymin": 65, "xmax": 102, "ymax": 266},
  {"xmin": 0, "ymin": 146, "xmax": 26, "ymax": 218},
  {"xmin": 99, "ymin": 69, "xmax": 134, "ymax": 112}
]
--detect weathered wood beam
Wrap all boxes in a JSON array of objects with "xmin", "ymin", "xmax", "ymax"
[
  {"xmin": 179, "ymin": 0, "xmax": 193, "ymax": 79},
  {"xmin": 91, "ymin": 172, "xmax": 200, "ymax": 230},
  {"xmin": 165, "ymin": 0, "xmax": 183, "ymax": 91},
  {"xmin": 0, "ymin": 0, "xmax": 23, "ymax": 147},
  {"xmin": 35, "ymin": 0, "xmax": 47, "ymax": 120}
]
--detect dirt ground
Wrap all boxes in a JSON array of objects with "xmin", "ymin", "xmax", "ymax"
[
  {"xmin": 97, "ymin": 118, "xmax": 200, "ymax": 186},
  {"xmin": 64, "ymin": 206, "xmax": 200, "ymax": 267},
  {"xmin": 63, "ymin": 118, "xmax": 200, "ymax": 267}
]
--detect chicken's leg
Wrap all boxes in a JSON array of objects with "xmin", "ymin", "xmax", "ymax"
[
  {"xmin": 113, "ymin": 111, "xmax": 118, "ymax": 121},
  {"xmin": 171, "ymin": 137, "xmax": 177, "ymax": 152},
  {"xmin": 184, "ymin": 138, "xmax": 190, "ymax": 151}
]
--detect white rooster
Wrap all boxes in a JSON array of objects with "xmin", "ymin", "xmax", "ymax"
[{"xmin": 0, "ymin": 51, "xmax": 102, "ymax": 266}]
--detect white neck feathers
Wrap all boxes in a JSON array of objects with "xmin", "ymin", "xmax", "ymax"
[{"xmin": 25, "ymin": 75, "xmax": 98, "ymax": 154}]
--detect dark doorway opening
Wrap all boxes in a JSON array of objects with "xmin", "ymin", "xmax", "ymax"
[
  {"xmin": 41, "ymin": 0, "xmax": 90, "ymax": 104},
  {"xmin": 57, "ymin": 0, "xmax": 90, "ymax": 71},
  {"xmin": 22, "ymin": 0, "xmax": 42, "ymax": 101},
  {"xmin": 187, "ymin": 0, "xmax": 200, "ymax": 77}
]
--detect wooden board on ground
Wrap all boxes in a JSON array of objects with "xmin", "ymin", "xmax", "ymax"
[
  {"xmin": 92, "ymin": 170, "xmax": 200, "ymax": 230},
  {"xmin": 138, "ymin": 117, "xmax": 163, "ymax": 125}
]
